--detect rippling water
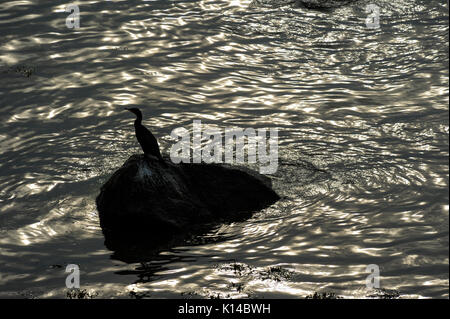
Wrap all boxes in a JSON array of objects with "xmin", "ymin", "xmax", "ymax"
[{"xmin": 0, "ymin": 0, "xmax": 448, "ymax": 298}]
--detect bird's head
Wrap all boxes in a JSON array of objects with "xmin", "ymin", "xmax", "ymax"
[{"xmin": 125, "ymin": 107, "xmax": 142, "ymax": 118}]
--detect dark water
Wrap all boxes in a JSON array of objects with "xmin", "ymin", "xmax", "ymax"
[{"xmin": 0, "ymin": 0, "xmax": 448, "ymax": 298}]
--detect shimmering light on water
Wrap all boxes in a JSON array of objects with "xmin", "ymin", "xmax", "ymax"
[{"xmin": 0, "ymin": 0, "xmax": 448, "ymax": 299}]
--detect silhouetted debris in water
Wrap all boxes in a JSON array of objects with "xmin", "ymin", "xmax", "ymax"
[
  {"xmin": 229, "ymin": 282, "xmax": 246, "ymax": 293},
  {"xmin": 366, "ymin": 288, "xmax": 401, "ymax": 299},
  {"xmin": 305, "ymin": 292, "xmax": 343, "ymax": 299},
  {"xmin": 210, "ymin": 261, "xmax": 294, "ymax": 298},
  {"xmin": 259, "ymin": 266, "xmax": 293, "ymax": 282},
  {"xmin": 216, "ymin": 261, "xmax": 293, "ymax": 282},
  {"xmin": 66, "ymin": 289, "xmax": 98, "ymax": 299},
  {"xmin": 181, "ymin": 290, "xmax": 231, "ymax": 299},
  {"xmin": 216, "ymin": 261, "xmax": 255, "ymax": 277},
  {"xmin": 304, "ymin": 288, "xmax": 402, "ymax": 299},
  {"xmin": 1, "ymin": 64, "xmax": 36, "ymax": 77},
  {"xmin": 112, "ymin": 46, "xmax": 129, "ymax": 55}
]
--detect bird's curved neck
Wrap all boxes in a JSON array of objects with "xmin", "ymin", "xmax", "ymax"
[{"xmin": 134, "ymin": 114, "xmax": 142, "ymax": 125}]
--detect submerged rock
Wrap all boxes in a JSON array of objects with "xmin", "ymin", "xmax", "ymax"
[{"xmin": 96, "ymin": 155, "xmax": 279, "ymax": 251}]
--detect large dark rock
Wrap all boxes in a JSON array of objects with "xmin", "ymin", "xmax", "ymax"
[{"xmin": 96, "ymin": 155, "xmax": 279, "ymax": 252}]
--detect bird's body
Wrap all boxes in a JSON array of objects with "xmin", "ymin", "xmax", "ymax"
[{"xmin": 126, "ymin": 108, "xmax": 165, "ymax": 164}]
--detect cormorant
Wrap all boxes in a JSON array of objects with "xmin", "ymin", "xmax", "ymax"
[{"xmin": 125, "ymin": 107, "xmax": 165, "ymax": 165}]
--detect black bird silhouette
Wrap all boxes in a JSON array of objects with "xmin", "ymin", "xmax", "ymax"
[{"xmin": 125, "ymin": 108, "xmax": 165, "ymax": 164}]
